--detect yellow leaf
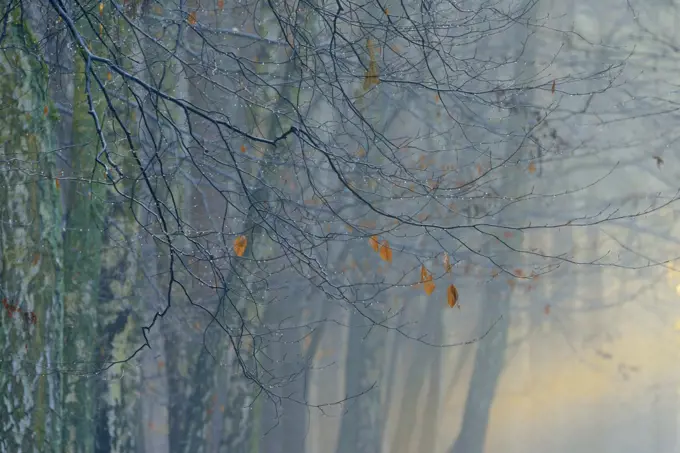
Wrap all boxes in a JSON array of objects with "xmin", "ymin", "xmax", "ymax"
[
  {"xmin": 424, "ymin": 280, "xmax": 436, "ymax": 296},
  {"xmin": 384, "ymin": 7, "xmax": 389, "ymax": 14},
  {"xmin": 369, "ymin": 235, "xmax": 379, "ymax": 252},
  {"xmin": 675, "ymin": 283, "xmax": 680, "ymax": 296},
  {"xmin": 355, "ymin": 147, "xmax": 366, "ymax": 157},
  {"xmin": 447, "ymin": 284, "xmax": 459, "ymax": 308},
  {"xmin": 420, "ymin": 265, "xmax": 435, "ymax": 295},
  {"xmin": 107, "ymin": 71, "xmax": 112, "ymax": 81},
  {"xmin": 379, "ymin": 240, "xmax": 392, "ymax": 263},
  {"xmin": 420, "ymin": 265, "xmax": 429, "ymax": 283},
  {"xmin": 233, "ymin": 235, "xmax": 247, "ymax": 257},
  {"xmin": 99, "ymin": 2, "xmax": 104, "ymax": 16},
  {"xmin": 99, "ymin": 23, "xmax": 103, "ymax": 35},
  {"xmin": 443, "ymin": 253, "xmax": 452, "ymax": 273},
  {"xmin": 188, "ymin": 11, "xmax": 197, "ymax": 25}
]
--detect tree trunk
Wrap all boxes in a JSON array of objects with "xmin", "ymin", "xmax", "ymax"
[
  {"xmin": 449, "ymin": 5, "xmax": 537, "ymax": 452},
  {"xmin": 93, "ymin": 16, "xmax": 144, "ymax": 451},
  {"xmin": 0, "ymin": 12, "xmax": 64, "ymax": 452},
  {"xmin": 334, "ymin": 309, "xmax": 386, "ymax": 453},
  {"xmin": 62, "ymin": 55, "xmax": 106, "ymax": 453}
]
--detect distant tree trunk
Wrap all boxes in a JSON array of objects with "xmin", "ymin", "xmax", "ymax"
[
  {"xmin": 334, "ymin": 308, "xmax": 386, "ymax": 453},
  {"xmin": 448, "ymin": 291, "xmax": 509, "ymax": 453},
  {"xmin": 449, "ymin": 8, "xmax": 536, "ymax": 452},
  {"xmin": 62, "ymin": 55, "xmax": 106, "ymax": 453},
  {"xmin": 92, "ymin": 16, "xmax": 144, "ymax": 452},
  {"xmin": 0, "ymin": 12, "xmax": 64, "ymax": 453},
  {"xmin": 392, "ymin": 300, "xmax": 442, "ymax": 453}
]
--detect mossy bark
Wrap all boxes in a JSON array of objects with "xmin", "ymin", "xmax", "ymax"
[
  {"xmin": 0, "ymin": 12, "xmax": 64, "ymax": 453},
  {"xmin": 61, "ymin": 55, "xmax": 107, "ymax": 453},
  {"xmin": 89, "ymin": 14, "xmax": 143, "ymax": 453}
]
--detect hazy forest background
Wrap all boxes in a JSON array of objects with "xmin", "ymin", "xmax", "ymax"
[{"xmin": 3, "ymin": 0, "xmax": 680, "ymax": 451}]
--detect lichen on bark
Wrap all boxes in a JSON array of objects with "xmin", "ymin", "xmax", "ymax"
[{"xmin": 0, "ymin": 11, "xmax": 64, "ymax": 453}]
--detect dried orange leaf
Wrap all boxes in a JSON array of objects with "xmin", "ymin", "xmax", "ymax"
[
  {"xmin": 447, "ymin": 284, "xmax": 459, "ymax": 308},
  {"xmin": 240, "ymin": 144, "xmax": 246, "ymax": 153},
  {"xmin": 107, "ymin": 72, "xmax": 112, "ymax": 81},
  {"xmin": 55, "ymin": 178, "xmax": 60, "ymax": 189},
  {"xmin": 43, "ymin": 105, "xmax": 49, "ymax": 116},
  {"xmin": 420, "ymin": 265, "xmax": 428, "ymax": 283},
  {"xmin": 188, "ymin": 11, "xmax": 197, "ymax": 25},
  {"xmin": 217, "ymin": 0, "xmax": 225, "ymax": 9},
  {"xmin": 384, "ymin": 7, "xmax": 389, "ymax": 14},
  {"xmin": 513, "ymin": 268, "xmax": 524, "ymax": 277},
  {"xmin": 233, "ymin": 235, "xmax": 247, "ymax": 257},
  {"xmin": 369, "ymin": 235, "xmax": 379, "ymax": 252},
  {"xmin": 551, "ymin": 79, "xmax": 556, "ymax": 94},
  {"xmin": 424, "ymin": 280, "xmax": 436, "ymax": 296},
  {"xmin": 528, "ymin": 162, "xmax": 536, "ymax": 174},
  {"xmin": 32, "ymin": 253, "xmax": 40, "ymax": 266},
  {"xmin": 379, "ymin": 240, "xmax": 392, "ymax": 263},
  {"xmin": 544, "ymin": 304, "xmax": 551, "ymax": 315}
]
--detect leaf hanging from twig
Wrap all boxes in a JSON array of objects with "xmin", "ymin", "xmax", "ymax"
[
  {"xmin": 447, "ymin": 284, "xmax": 459, "ymax": 308},
  {"xmin": 233, "ymin": 235, "xmax": 247, "ymax": 257},
  {"xmin": 379, "ymin": 240, "xmax": 392, "ymax": 263},
  {"xmin": 369, "ymin": 235, "xmax": 380, "ymax": 252}
]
